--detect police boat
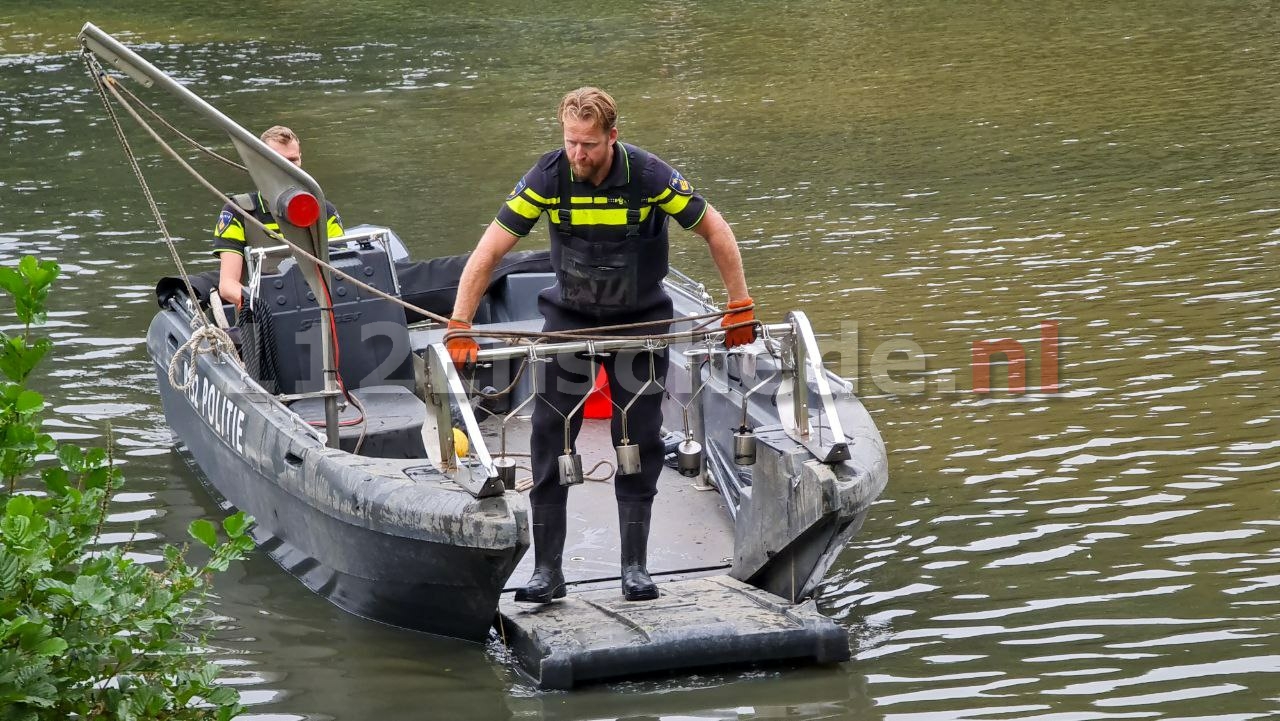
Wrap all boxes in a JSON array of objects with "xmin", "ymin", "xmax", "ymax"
[{"xmin": 82, "ymin": 23, "xmax": 888, "ymax": 688}]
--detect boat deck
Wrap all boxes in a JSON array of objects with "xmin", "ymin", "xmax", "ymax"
[
  {"xmin": 476, "ymin": 416, "xmax": 736, "ymax": 591},
  {"xmin": 482, "ymin": 417, "xmax": 850, "ymax": 690}
]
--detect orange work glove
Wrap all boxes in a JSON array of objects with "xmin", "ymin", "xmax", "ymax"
[
  {"xmin": 445, "ymin": 319, "xmax": 479, "ymax": 369},
  {"xmin": 721, "ymin": 297, "xmax": 758, "ymax": 348}
]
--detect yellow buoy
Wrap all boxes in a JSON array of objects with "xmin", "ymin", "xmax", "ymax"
[{"xmin": 452, "ymin": 427, "xmax": 469, "ymax": 457}]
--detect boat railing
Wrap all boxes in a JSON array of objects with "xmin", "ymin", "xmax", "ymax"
[
  {"xmin": 419, "ymin": 311, "xmax": 849, "ymax": 498},
  {"xmin": 664, "ymin": 267, "xmax": 714, "ymax": 305}
]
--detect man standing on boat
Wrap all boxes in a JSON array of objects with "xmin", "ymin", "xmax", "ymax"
[
  {"xmin": 212, "ymin": 125, "xmax": 344, "ymax": 309},
  {"xmin": 447, "ymin": 87, "xmax": 756, "ymax": 603}
]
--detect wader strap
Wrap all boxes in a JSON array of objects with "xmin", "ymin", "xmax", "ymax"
[
  {"xmin": 556, "ymin": 153, "xmax": 573, "ymax": 238},
  {"xmin": 624, "ymin": 146, "xmax": 648, "ymax": 241}
]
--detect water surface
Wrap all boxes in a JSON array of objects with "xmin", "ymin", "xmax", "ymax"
[{"xmin": 2, "ymin": 2, "xmax": 1278, "ymax": 719}]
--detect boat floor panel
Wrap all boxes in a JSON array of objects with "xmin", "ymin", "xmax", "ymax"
[
  {"xmin": 496, "ymin": 574, "xmax": 849, "ymax": 689},
  {"xmin": 481, "ymin": 417, "xmax": 736, "ymax": 589}
]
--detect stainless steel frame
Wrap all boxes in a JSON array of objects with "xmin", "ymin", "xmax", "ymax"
[{"xmin": 419, "ymin": 312, "xmax": 851, "ymax": 497}]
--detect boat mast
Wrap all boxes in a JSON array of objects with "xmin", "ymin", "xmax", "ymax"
[{"xmin": 78, "ymin": 22, "xmax": 342, "ymax": 447}]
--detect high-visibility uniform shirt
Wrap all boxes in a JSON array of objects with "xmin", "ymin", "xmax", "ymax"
[
  {"xmin": 495, "ymin": 142, "xmax": 708, "ymax": 245},
  {"xmin": 212, "ymin": 191, "xmax": 343, "ymax": 257}
]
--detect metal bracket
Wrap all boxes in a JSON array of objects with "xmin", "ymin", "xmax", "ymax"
[
  {"xmin": 775, "ymin": 311, "xmax": 850, "ymax": 463},
  {"xmin": 422, "ymin": 344, "xmax": 503, "ymax": 499}
]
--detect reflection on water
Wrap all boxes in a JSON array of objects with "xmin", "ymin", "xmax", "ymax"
[{"xmin": 3, "ymin": 0, "xmax": 1279, "ymax": 718}]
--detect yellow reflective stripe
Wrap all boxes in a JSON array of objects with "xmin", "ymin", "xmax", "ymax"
[
  {"xmin": 568, "ymin": 195, "xmax": 629, "ymax": 206},
  {"xmin": 651, "ymin": 188, "xmax": 674, "ymax": 204},
  {"xmin": 216, "ymin": 219, "xmax": 246, "ymax": 243},
  {"xmin": 659, "ymin": 193, "xmax": 692, "ymax": 216},
  {"xmin": 524, "ymin": 186, "xmax": 553, "ymax": 205},
  {"xmin": 506, "ymin": 195, "xmax": 543, "ymax": 220},
  {"xmin": 327, "ymin": 216, "xmax": 343, "ymax": 238},
  {"xmin": 552, "ymin": 206, "xmax": 653, "ymax": 226}
]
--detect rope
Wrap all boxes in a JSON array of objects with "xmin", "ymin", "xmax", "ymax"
[
  {"xmin": 112, "ymin": 79, "xmax": 247, "ymax": 171},
  {"xmin": 442, "ymin": 305, "xmax": 758, "ymax": 345},
  {"xmin": 167, "ymin": 324, "xmax": 242, "ymax": 391},
  {"xmin": 83, "ymin": 53, "xmax": 206, "ymax": 330}
]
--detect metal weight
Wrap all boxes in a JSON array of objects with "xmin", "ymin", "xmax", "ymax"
[
  {"xmin": 494, "ymin": 456, "xmax": 518, "ymax": 490},
  {"xmin": 558, "ymin": 452, "xmax": 584, "ymax": 486},
  {"xmin": 733, "ymin": 427, "xmax": 757, "ymax": 466},
  {"xmin": 615, "ymin": 443, "xmax": 642, "ymax": 476},
  {"xmin": 677, "ymin": 439, "xmax": 703, "ymax": 477}
]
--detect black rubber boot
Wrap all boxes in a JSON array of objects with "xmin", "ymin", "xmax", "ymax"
[
  {"xmin": 514, "ymin": 504, "xmax": 567, "ymax": 603},
  {"xmin": 619, "ymin": 500, "xmax": 659, "ymax": 601}
]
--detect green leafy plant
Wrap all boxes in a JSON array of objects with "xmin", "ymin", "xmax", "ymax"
[{"xmin": 0, "ymin": 256, "xmax": 253, "ymax": 720}]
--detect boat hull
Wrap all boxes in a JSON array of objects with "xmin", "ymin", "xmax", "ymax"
[{"xmin": 149, "ymin": 308, "xmax": 528, "ymax": 641}]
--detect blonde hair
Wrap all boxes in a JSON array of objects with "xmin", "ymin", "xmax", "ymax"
[
  {"xmin": 557, "ymin": 87, "xmax": 618, "ymax": 132},
  {"xmin": 260, "ymin": 125, "xmax": 299, "ymax": 145}
]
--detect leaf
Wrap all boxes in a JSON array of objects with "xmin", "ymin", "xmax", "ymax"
[
  {"xmin": 33, "ymin": 577, "xmax": 72, "ymax": 596},
  {"xmin": 85, "ymin": 447, "xmax": 107, "ymax": 467},
  {"xmin": 222, "ymin": 512, "xmax": 253, "ymax": 539},
  {"xmin": 14, "ymin": 390, "xmax": 42, "ymax": 414},
  {"xmin": 196, "ymin": 662, "xmax": 219, "ymax": 687},
  {"xmin": 70, "ymin": 575, "xmax": 111, "ymax": 607},
  {"xmin": 5, "ymin": 494, "xmax": 35, "ymax": 518},
  {"xmin": 0, "ymin": 337, "xmax": 52, "ymax": 384},
  {"xmin": 57, "ymin": 444, "xmax": 84, "ymax": 471},
  {"xmin": 26, "ymin": 259, "xmax": 59, "ymax": 289},
  {"xmin": 0, "ymin": 266, "xmax": 21, "ymax": 295},
  {"xmin": 188, "ymin": 519, "xmax": 217, "ymax": 549},
  {"xmin": 41, "ymin": 465, "xmax": 69, "ymax": 495},
  {"xmin": 0, "ymin": 550, "xmax": 17, "ymax": 596},
  {"xmin": 2, "ymin": 514, "xmax": 32, "ymax": 545},
  {"xmin": 82, "ymin": 466, "xmax": 111, "ymax": 490},
  {"xmin": 0, "ymin": 614, "xmax": 27, "ymax": 641},
  {"xmin": 206, "ymin": 685, "xmax": 239, "ymax": 706},
  {"xmin": 205, "ymin": 552, "xmax": 232, "ymax": 573},
  {"xmin": 31, "ymin": 637, "xmax": 67, "ymax": 657},
  {"xmin": 17, "ymin": 255, "xmax": 38, "ymax": 280}
]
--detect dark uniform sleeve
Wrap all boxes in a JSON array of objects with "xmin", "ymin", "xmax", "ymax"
[
  {"xmin": 645, "ymin": 154, "xmax": 709, "ymax": 230},
  {"xmin": 494, "ymin": 154, "xmax": 558, "ymax": 238},
  {"xmin": 212, "ymin": 203, "xmax": 247, "ymax": 256}
]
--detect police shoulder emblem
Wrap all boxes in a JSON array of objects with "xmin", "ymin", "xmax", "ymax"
[
  {"xmin": 668, "ymin": 170, "xmax": 692, "ymax": 196},
  {"xmin": 215, "ymin": 209, "xmax": 234, "ymax": 236},
  {"xmin": 506, "ymin": 178, "xmax": 527, "ymax": 201}
]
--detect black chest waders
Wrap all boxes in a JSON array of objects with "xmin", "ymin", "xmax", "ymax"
[{"xmin": 552, "ymin": 148, "xmax": 657, "ymax": 315}]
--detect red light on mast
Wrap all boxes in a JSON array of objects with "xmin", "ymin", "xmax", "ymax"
[{"xmin": 276, "ymin": 188, "xmax": 321, "ymax": 227}]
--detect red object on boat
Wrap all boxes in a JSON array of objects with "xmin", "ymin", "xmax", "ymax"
[{"xmin": 584, "ymin": 368, "xmax": 612, "ymax": 419}]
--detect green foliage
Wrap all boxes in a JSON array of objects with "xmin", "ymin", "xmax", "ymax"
[{"xmin": 0, "ymin": 256, "xmax": 254, "ymax": 720}]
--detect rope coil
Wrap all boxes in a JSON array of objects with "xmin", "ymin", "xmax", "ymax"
[{"xmin": 167, "ymin": 323, "xmax": 242, "ymax": 391}]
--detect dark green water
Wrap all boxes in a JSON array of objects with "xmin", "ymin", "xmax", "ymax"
[{"xmin": 3, "ymin": 2, "xmax": 1279, "ymax": 719}]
